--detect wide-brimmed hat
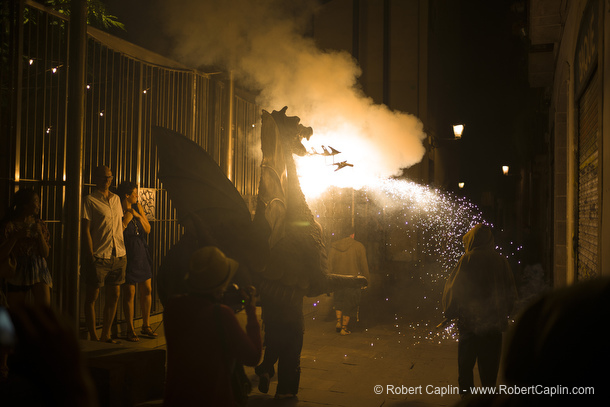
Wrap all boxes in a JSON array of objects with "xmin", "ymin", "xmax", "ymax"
[{"xmin": 185, "ymin": 246, "xmax": 239, "ymax": 294}]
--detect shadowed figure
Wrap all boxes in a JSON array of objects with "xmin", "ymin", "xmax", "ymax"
[
  {"xmin": 1, "ymin": 188, "xmax": 52, "ymax": 309},
  {"xmin": 0, "ymin": 304, "xmax": 98, "ymax": 407},
  {"xmin": 328, "ymin": 227, "xmax": 370, "ymax": 335},
  {"xmin": 442, "ymin": 224, "xmax": 517, "ymax": 396},
  {"xmin": 163, "ymin": 246, "xmax": 261, "ymax": 407},
  {"xmin": 454, "ymin": 278, "xmax": 608, "ymax": 406}
]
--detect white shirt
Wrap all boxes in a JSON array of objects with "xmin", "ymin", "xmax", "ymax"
[{"xmin": 82, "ymin": 189, "xmax": 127, "ymax": 259}]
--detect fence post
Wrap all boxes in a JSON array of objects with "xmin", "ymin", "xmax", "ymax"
[
  {"xmin": 62, "ymin": 0, "xmax": 87, "ymax": 328},
  {"xmin": 225, "ymin": 70, "xmax": 235, "ymax": 182},
  {"xmin": 6, "ymin": 0, "xmax": 24, "ymax": 192}
]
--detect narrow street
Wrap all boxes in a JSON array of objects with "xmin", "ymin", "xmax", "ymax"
[
  {"xmin": 83, "ymin": 276, "xmax": 483, "ymax": 407},
  {"xmin": 246, "ymin": 279, "xmax": 465, "ymax": 407}
]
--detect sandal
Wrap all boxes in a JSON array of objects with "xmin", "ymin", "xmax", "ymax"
[
  {"xmin": 126, "ymin": 331, "xmax": 139, "ymax": 342},
  {"xmin": 140, "ymin": 326, "xmax": 158, "ymax": 337}
]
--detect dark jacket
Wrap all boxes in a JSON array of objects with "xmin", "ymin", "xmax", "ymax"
[
  {"xmin": 442, "ymin": 224, "xmax": 517, "ymax": 333},
  {"xmin": 163, "ymin": 295, "xmax": 261, "ymax": 406}
]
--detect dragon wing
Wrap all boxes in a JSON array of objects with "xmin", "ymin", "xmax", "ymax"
[{"xmin": 152, "ymin": 126, "xmax": 268, "ymax": 304}]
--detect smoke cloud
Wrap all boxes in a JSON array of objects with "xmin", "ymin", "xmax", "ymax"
[{"xmin": 158, "ymin": 0, "xmax": 426, "ymax": 180}]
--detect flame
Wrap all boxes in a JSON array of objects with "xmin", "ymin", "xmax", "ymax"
[{"xmin": 296, "ymin": 126, "xmax": 390, "ymax": 199}]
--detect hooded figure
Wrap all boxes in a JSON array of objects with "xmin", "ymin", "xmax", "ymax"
[
  {"xmin": 328, "ymin": 236, "xmax": 370, "ymax": 279},
  {"xmin": 442, "ymin": 223, "xmax": 517, "ymax": 396},
  {"xmin": 328, "ymin": 231, "xmax": 370, "ymax": 335}
]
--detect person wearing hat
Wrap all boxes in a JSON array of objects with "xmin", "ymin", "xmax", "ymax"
[{"xmin": 163, "ymin": 246, "xmax": 262, "ymax": 406}]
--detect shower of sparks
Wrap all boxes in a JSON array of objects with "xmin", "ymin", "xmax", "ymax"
[
  {"xmin": 370, "ymin": 178, "xmax": 488, "ymax": 277},
  {"xmin": 304, "ymin": 177, "xmax": 494, "ymax": 344},
  {"xmin": 296, "ymin": 148, "xmax": 529, "ymax": 346},
  {"xmin": 307, "ymin": 177, "xmax": 489, "ymax": 280}
]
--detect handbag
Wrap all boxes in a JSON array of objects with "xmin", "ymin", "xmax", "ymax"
[{"xmin": 214, "ymin": 303, "xmax": 252, "ymax": 406}]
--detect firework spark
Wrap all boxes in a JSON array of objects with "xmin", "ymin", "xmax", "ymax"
[{"xmin": 305, "ymin": 177, "xmax": 492, "ymax": 344}]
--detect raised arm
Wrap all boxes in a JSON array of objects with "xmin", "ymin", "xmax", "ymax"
[
  {"xmin": 136, "ymin": 202, "xmax": 151, "ymax": 234},
  {"xmin": 34, "ymin": 220, "xmax": 50, "ymax": 258},
  {"xmin": 222, "ymin": 288, "xmax": 262, "ymax": 367}
]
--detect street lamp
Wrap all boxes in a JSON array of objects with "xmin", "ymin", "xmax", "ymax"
[
  {"xmin": 428, "ymin": 124, "xmax": 464, "ymax": 150},
  {"xmin": 458, "ymin": 182, "xmax": 465, "ymax": 189},
  {"xmin": 502, "ymin": 165, "xmax": 509, "ymax": 175}
]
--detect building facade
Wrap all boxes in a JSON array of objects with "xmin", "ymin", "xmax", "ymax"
[{"xmin": 529, "ymin": 0, "xmax": 610, "ymax": 284}]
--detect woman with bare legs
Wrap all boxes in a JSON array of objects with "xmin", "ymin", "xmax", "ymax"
[{"xmin": 118, "ymin": 182, "xmax": 155, "ymax": 342}]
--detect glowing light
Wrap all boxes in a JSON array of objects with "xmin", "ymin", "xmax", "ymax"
[
  {"xmin": 29, "ymin": 59, "xmax": 34, "ymax": 65},
  {"xmin": 458, "ymin": 182, "xmax": 464, "ymax": 189},
  {"xmin": 452, "ymin": 124, "xmax": 464, "ymax": 139},
  {"xmin": 52, "ymin": 67, "xmax": 57, "ymax": 73},
  {"xmin": 295, "ymin": 125, "xmax": 397, "ymax": 199},
  {"xmin": 502, "ymin": 165, "xmax": 509, "ymax": 175},
  {"xmin": 86, "ymin": 84, "xmax": 91, "ymax": 90}
]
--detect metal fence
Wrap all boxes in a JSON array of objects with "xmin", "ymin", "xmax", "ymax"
[{"xmin": 1, "ymin": 0, "xmax": 262, "ymax": 332}]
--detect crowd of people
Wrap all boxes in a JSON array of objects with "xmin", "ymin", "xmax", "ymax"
[
  {"xmin": 0, "ymin": 166, "xmax": 372, "ymax": 405},
  {"xmin": 0, "ymin": 169, "xmax": 605, "ymax": 406},
  {"xmin": 0, "ymin": 165, "xmax": 157, "ymax": 384}
]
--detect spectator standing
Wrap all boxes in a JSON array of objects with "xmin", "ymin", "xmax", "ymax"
[
  {"xmin": 442, "ymin": 223, "xmax": 517, "ymax": 396},
  {"xmin": 117, "ymin": 181, "xmax": 155, "ymax": 342},
  {"xmin": 0, "ymin": 188, "xmax": 52, "ymax": 308},
  {"xmin": 328, "ymin": 228, "xmax": 370, "ymax": 335},
  {"xmin": 82, "ymin": 165, "xmax": 127, "ymax": 343}
]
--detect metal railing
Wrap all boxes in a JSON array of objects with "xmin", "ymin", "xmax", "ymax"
[{"xmin": 1, "ymin": 0, "xmax": 262, "ymax": 332}]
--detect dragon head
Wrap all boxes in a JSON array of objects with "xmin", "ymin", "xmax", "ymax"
[{"xmin": 269, "ymin": 106, "xmax": 313, "ymax": 157}]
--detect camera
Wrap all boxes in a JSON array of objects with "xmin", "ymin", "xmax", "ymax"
[{"xmin": 222, "ymin": 284, "xmax": 248, "ymax": 314}]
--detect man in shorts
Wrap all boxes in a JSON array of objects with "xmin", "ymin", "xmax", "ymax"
[
  {"xmin": 82, "ymin": 165, "xmax": 127, "ymax": 343},
  {"xmin": 328, "ymin": 227, "xmax": 370, "ymax": 335}
]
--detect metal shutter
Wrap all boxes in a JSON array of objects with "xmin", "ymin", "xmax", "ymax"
[{"xmin": 577, "ymin": 71, "xmax": 600, "ymax": 280}]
